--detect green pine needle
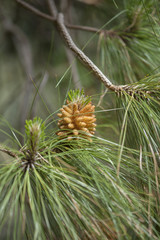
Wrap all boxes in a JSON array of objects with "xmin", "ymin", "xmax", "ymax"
[{"xmin": 0, "ymin": 132, "xmax": 160, "ymax": 239}]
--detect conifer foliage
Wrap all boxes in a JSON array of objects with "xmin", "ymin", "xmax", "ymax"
[{"xmin": 0, "ymin": 0, "xmax": 160, "ymax": 239}]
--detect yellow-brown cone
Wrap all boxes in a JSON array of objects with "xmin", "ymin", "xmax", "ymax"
[{"xmin": 56, "ymin": 99, "xmax": 96, "ymax": 141}]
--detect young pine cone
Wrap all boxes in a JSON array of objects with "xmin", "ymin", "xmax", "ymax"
[{"xmin": 56, "ymin": 99, "xmax": 96, "ymax": 141}]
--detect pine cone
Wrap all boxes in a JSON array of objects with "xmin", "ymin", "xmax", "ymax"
[{"xmin": 56, "ymin": 99, "xmax": 96, "ymax": 141}]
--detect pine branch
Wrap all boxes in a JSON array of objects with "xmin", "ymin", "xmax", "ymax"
[
  {"xmin": 56, "ymin": 13, "xmax": 120, "ymax": 91},
  {"xmin": 47, "ymin": 0, "xmax": 115, "ymax": 89},
  {"xmin": 16, "ymin": 0, "xmax": 55, "ymax": 21},
  {"xmin": 16, "ymin": 0, "xmax": 124, "ymax": 92},
  {"xmin": 0, "ymin": 145, "xmax": 17, "ymax": 158},
  {"xmin": 15, "ymin": 0, "xmax": 110, "ymax": 34},
  {"xmin": 46, "ymin": 0, "xmax": 57, "ymax": 18},
  {"xmin": 16, "ymin": 0, "xmax": 159, "ymax": 98}
]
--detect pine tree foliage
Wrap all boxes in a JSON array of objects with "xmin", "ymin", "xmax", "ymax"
[
  {"xmin": 0, "ymin": 0, "xmax": 160, "ymax": 239},
  {"xmin": 0, "ymin": 123, "xmax": 160, "ymax": 239},
  {"xmin": 99, "ymin": 0, "xmax": 160, "ymax": 83}
]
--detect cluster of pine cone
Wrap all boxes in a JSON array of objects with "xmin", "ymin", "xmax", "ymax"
[{"xmin": 57, "ymin": 100, "xmax": 96, "ymax": 141}]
